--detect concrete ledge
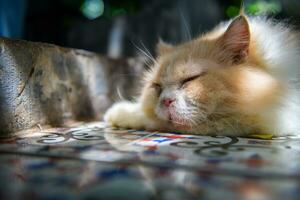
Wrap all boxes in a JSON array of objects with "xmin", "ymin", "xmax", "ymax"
[{"xmin": 0, "ymin": 37, "xmax": 145, "ymax": 137}]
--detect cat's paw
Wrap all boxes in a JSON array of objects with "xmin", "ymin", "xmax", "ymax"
[{"xmin": 104, "ymin": 101, "xmax": 148, "ymax": 130}]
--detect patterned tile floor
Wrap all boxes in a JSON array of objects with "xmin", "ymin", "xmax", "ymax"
[{"xmin": 1, "ymin": 122, "xmax": 300, "ymax": 200}]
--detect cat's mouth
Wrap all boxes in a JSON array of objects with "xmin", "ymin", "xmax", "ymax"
[{"xmin": 167, "ymin": 111, "xmax": 192, "ymax": 130}]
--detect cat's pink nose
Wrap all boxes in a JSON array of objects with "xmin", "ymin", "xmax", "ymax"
[{"xmin": 162, "ymin": 98, "xmax": 175, "ymax": 107}]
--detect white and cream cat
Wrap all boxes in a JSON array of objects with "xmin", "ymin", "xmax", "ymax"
[{"xmin": 104, "ymin": 15, "xmax": 300, "ymax": 136}]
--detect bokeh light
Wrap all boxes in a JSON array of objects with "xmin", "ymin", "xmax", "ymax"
[
  {"xmin": 80, "ymin": 0, "xmax": 104, "ymax": 20},
  {"xmin": 247, "ymin": 0, "xmax": 281, "ymax": 15},
  {"xmin": 226, "ymin": 0, "xmax": 282, "ymax": 17}
]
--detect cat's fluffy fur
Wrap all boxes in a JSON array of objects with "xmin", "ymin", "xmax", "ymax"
[{"xmin": 104, "ymin": 15, "xmax": 300, "ymax": 136}]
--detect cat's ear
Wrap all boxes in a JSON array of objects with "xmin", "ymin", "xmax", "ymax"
[
  {"xmin": 156, "ymin": 39, "xmax": 173, "ymax": 55},
  {"xmin": 218, "ymin": 15, "xmax": 250, "ymax": 63}
]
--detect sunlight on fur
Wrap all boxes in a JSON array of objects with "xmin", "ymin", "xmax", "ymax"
[{"xmin": 104, "ymin": 15, "xmax": 300, "ymax": 136}]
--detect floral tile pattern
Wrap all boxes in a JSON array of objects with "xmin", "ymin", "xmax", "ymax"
[{"xmin": 1, "ymin": 122, "xmax": 300, "ymax": 200}]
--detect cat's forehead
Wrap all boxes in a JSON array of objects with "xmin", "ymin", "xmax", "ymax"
[{"xmin": 156, "ymin": 55, "xmax": 218, "ymax": 84}]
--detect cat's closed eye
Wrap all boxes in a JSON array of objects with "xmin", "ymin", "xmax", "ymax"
[
  {"xmin": 151, "ymin": 82, "xmax": 162, "ymax": 94},
  {"xmin": 180, "ymin": 72, "xmax": 207, "ymax": 88}
]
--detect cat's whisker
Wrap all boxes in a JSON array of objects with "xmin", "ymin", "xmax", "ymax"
[
  {"xmin": 116, "ymin": 86, "xmax": 126, "ymax": 101},
  {"xmin": 219, "ymin": 117, "xmax": 239, "ymax": 134},
  {"xmin": 178, "ymin": 7, "xmax": 192, "ymax": 41},
  {"xmin": 139, "ymin": 40, "xmax": 157, "ymax": 62},
  {"xmin": 132, "ymin": 41, "xmax": 158, "ymax": 65}
]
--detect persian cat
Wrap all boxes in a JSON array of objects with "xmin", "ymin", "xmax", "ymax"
[{"xmin": 104, "ymin": 15, "xmax": 300, "ymax": 136}]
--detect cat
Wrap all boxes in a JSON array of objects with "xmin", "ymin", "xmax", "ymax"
[{"xmin": 104, "ymin": 14, "xmax": 300, "ymax": 136}]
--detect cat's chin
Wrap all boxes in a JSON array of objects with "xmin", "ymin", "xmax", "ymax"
[
  {"xmin": 171, "ymin": 122, "xmax": 191, "ymax": 131},
  {"xmin": 156, "ymin": 113, "xmax": 194, "ymax": 131},
  {"xmin": 167, "ymin": 118, "xmax": 193, "ymax": 130}
]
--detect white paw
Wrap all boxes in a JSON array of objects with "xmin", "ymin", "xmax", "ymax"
[{"xmin": 104, "ymin": 101, "xmax": 149, "ymax": 129}]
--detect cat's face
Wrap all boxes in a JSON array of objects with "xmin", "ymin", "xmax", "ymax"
[
  {"xmin": 141, "ymin": 16, "xmax": 280, "ymax": 132},
  {"xmin": 145, "ymin": 47, "xmax": 234, "ymax": 130}
]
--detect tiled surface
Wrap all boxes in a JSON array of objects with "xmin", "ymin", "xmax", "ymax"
[{"xmin": 1, "ymin": 122, "xmax": 300, "ymax": 200}]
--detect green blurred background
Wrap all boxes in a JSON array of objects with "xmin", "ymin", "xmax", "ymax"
[{"xmin": 1, "ymin": 0, "xmax": 300, "ymax": 57}]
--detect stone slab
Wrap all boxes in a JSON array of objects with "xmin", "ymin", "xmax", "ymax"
[{"xmin": 0, "ymin": 37, "xmax": 145, "ymax": 136}]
